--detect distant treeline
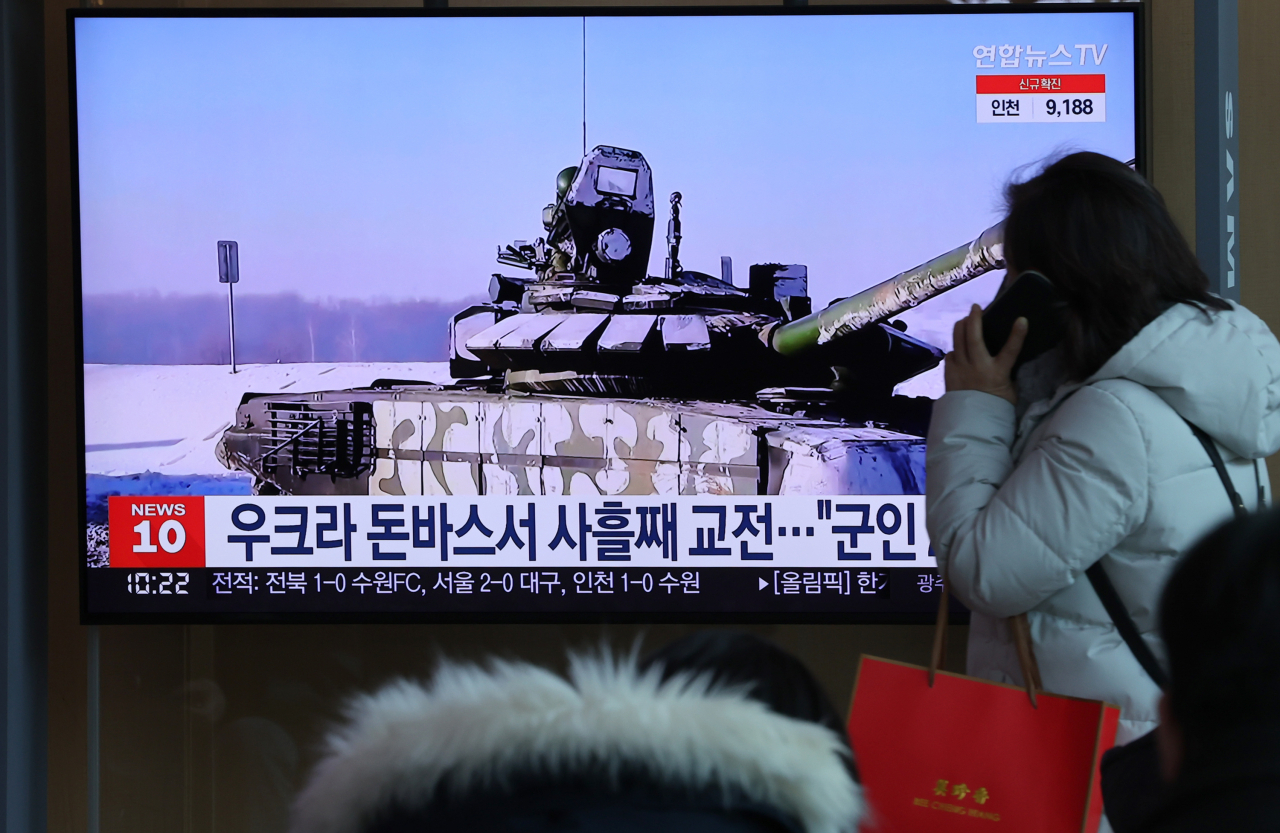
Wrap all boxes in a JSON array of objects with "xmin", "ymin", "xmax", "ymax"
[{"xmin": 82, "ymin": 293, "xmax": 484, "ymax": 365}]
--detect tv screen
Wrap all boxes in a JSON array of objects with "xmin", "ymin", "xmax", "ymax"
[{"xmin": 73, "ymin": 6, "xmax": 1141, "ymax": 622}]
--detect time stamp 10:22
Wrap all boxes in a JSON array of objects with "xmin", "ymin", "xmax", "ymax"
[{"xmin": 125, "ymin": 571, "xmax": 191, "ymax": 594}]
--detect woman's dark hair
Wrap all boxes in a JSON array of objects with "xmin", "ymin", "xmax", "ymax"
[
  {"xmin": 1002, "ymin": 151, "xmax": 1230, "ymax": 380},
  {"xmin": 1160, "ymin": 506, "xmax": 1280, "ymax": 743},
  {"xmin": 639, "ymin": 631, "xmax": 858, "ymax": 782}
]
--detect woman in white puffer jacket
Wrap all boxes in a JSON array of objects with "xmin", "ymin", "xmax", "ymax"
[{"xmin": 926, "ymin": 152, "xmax": 1280, "ymax": 749}]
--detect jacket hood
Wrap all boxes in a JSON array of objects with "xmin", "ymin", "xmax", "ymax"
[
  {"xmin": 1088, "ymin": 301, "xmax": 1280, "ymax": 459},
  {"xmin": 288, "ymin": 652, "xmax": 863, "ymax": 833}
]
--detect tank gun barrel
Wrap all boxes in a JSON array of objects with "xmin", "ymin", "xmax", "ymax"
[{"xmin": 770, "ymin": 221, "xmax": 1005, "ymax": 356}]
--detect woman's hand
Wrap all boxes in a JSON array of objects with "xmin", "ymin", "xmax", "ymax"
[{"xmin": 944, "ymin": 304, "xmax": 1028, "ymax": 405}]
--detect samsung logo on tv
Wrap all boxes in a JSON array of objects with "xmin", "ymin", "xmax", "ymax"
[{"xmin": 1226, "ymin": 90, "xmax": 1237, "ymax": 289}]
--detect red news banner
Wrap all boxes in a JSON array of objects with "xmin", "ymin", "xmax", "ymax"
[
  {"xmin": 109, "ymin": 496, "xmax": 206, "ymax": 568},
  {"xmin": 976, "ymin": 74, "xmax": 1105, "ymax": 123}
]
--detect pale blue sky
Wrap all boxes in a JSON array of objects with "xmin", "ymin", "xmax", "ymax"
[{"xmin": 74, "ymin": 11, "xmax": 1136, "ymax": 309}]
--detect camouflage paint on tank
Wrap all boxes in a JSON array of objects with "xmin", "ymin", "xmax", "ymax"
[
  {"xmin": 222, "ymin": 386, "xmax": 927, "ymax": 499},
  {"xmin": 371, "ymin": 399, "xmax": 423, "ymax": 496},
  {"xmin": 679, "ymin": 407, "xmax": 759, "ymax": 495},
  {"xmin": 479, "ymin": 398, "xmax": 542, "ymax": 496},
  {"xmin": 424, "ymin": 400, "xmax": 481, "ymax": 496}
]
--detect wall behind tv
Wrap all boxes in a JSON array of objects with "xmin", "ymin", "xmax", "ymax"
[{"xmin": 40, "ymin": 2, "xmax": 1280, "ymax": 832}]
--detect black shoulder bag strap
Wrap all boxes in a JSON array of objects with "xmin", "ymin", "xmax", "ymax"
[{"xmin": 1083, "ymin": 418, "xmax": 1247, "ymax": 692}]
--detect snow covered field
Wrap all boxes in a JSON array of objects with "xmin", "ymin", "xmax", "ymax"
[
  {"xmin": 84, "ymin": 362, "xmax": 455, "ymax": 564},
  {"xmin": 84, "ymin": 361, "xmax": 453, "ymax": 477}
]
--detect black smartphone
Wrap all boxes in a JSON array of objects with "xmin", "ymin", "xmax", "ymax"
[{"xmin": 981, "ymin": 270, "xmax": 1067, "ymax": 367}]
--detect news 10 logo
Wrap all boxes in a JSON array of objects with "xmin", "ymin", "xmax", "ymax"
[{"xmin": 108, "ymin": 496, "xmax": 206, "ymax": 568}]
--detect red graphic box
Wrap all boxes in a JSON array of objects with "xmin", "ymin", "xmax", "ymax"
[{"xmin": 108, "ymin": 496, "xmax": 206, "ymax": 568}]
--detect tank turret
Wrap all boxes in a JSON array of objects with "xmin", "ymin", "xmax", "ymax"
[{"xmin": 449, "ymin": 145, "xmax": 954, "ymax": 402}]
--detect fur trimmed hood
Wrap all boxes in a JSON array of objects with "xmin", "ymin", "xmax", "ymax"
[{"xmin": 289, "ymin": 652, "xmax": 863, "ymax": 833}]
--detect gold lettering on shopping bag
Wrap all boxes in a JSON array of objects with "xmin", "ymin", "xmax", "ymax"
[{"xmin": 920, "ymin": 778, "xmax": 999, "ymax": 821}]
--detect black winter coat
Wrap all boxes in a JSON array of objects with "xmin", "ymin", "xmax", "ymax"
[
  {"xmin": 1137, "ymin": 725, "xmax": 1280, "ymax": 833},
  {"xmin": 364, "ymin": 776, "xmax": 803, "ymax": 833}
]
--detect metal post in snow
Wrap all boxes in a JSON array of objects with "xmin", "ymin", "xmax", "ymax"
[
  {"xmin": 218, "ymin": 240, "xmax": 240, "ymax": 373},
  {"xmin": 227, "ymin": 281, "xmax": 237, "ymax": 373}
]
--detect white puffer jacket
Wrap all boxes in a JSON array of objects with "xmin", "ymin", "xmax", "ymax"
[{"xmin": 927, "ymin": 300, "xmax": 1280, "ymax": 744}]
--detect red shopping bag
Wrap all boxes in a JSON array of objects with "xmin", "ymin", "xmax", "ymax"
[{"xmin": 848, "ymin": 588, "xmax": 1120, "ymax": 833}]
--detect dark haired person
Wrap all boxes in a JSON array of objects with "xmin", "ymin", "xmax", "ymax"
[
  {"xmin": 639, "ymin": 630, "xmax": 859, "ymax": 783},
  {"xmin": 926, "ymin": 152, "xmax": 1280, "ymax": 752},
  {"xmin": 1138, "ymin": 507, "xmax": 1280, "ymax": 831},
  {"xmin": 287, "ymin": 635, "xmax": 863, "ymax": 833}
]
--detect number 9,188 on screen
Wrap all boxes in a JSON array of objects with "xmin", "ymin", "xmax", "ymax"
[{"xmin": 1045, "ymin": 98, "xmax": 1095, "ymax": 118}]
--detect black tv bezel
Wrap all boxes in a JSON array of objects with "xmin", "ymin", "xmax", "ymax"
[{"xmin": 69, "ymin": 3, "xmax": 1146, "ymax": 625}]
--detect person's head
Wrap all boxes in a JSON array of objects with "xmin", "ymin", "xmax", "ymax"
[
  {"xmin": 640, "ymin": 631, "xmax": 857, "ymax": 782},
  {"xmin": 1001, "ymin": 151, "xmax": 1229, "ymax": 381},
  {"xmin": 1157, "ymin": 506, "xmax": 1280, "ymax": 779}
]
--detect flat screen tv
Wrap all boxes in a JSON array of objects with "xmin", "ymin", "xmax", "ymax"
[{"xmin": 72, "ymin": 5, "xmax": 1142, "ymax": 622}]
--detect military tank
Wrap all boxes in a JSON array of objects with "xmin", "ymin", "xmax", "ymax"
[{"xmin": 215, "ymin": 145, "xmax": 1005, "ymax": 498}]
